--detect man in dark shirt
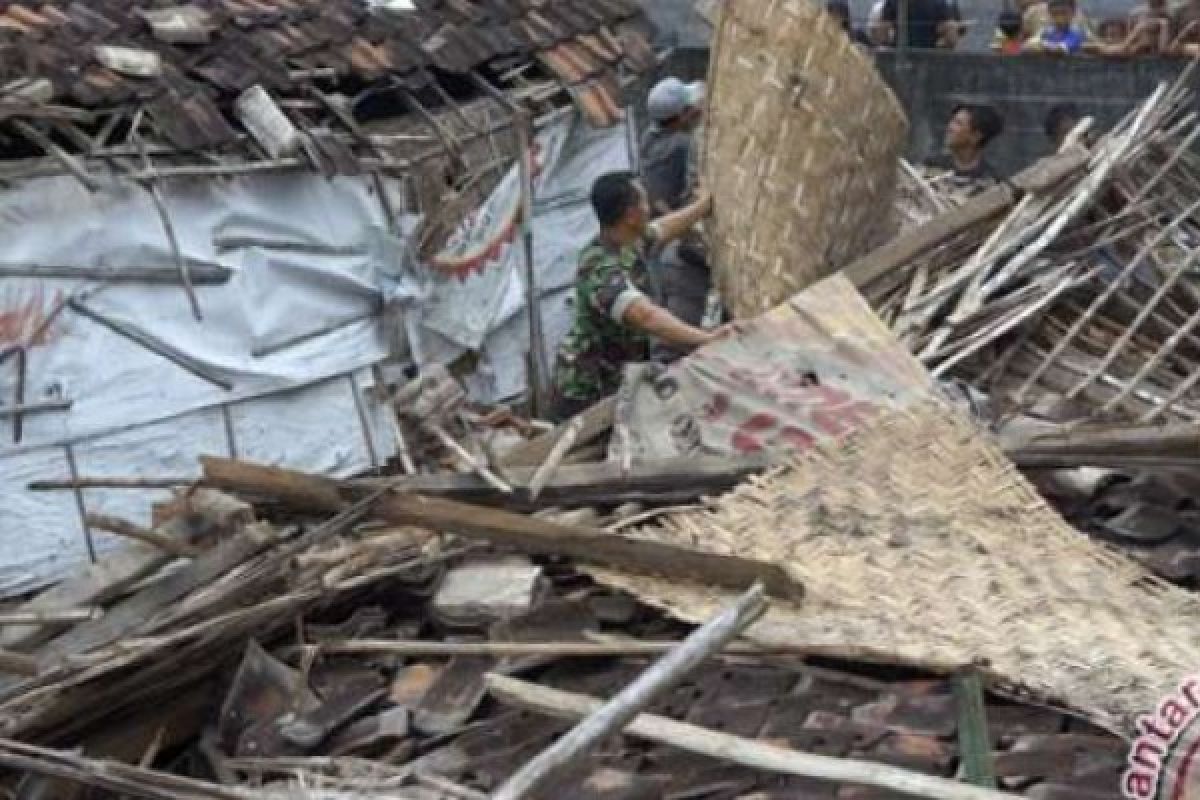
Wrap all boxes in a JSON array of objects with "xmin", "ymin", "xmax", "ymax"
[
  {"xmin": 827, "ymin": 0, "xmax": 873, "ymax": 45},
  {"xmin": 926, "ymin": 104, "xmax": 1005, "ymax": 194},
  {"xmin": 881, "ymin": 0, "xmax": 957, "ymax": 48},
  {"xmin": 640, "ymin": 76, "xmax": 713, "ymax": 361}
]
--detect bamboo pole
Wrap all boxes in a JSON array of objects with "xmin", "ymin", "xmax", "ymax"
[
  {"xmin": 490, "ymin": 584, "xmax": 768, "ymax": 800},
  {"xmin": 487, "ymin": 675, "xmax": 1026, "ymax": 800}
]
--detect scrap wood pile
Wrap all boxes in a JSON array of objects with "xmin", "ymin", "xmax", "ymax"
[
  {"xmin": 846, "ymin": 72, "xmax": 1200, "ymax": 584},
  {"xmin": 0, "ymin": 445, "xmax": 1134, "ymax": 800}
]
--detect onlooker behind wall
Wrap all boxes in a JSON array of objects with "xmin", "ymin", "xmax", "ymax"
[
  {"xmin": 926, "ymin": 104, "xmax": 1005, "ymax": 194},
  {"xmin": 992, "ymin": 9, "xmax": 1025, "ymax": 52},
  {"xmin": 1024, "ymin": 0, "xmax": 1088, "ymax": 53},
  {"xmin": 1020, "ymin": 0, "xmax": 1091, "ymax": 42},
  {"xmin": 640, "ymin": 77, "xmax": 713, "ymax": 360},
  {"xmin": 879, "ymin": 0, "xmax": 960, "ymax": 47},
  {"xmin": 1173, "ymin": 0, "xmax": 1200, "ymax": 50},
  {"xmin": 1126, "ymin": 0, "xmax": 1174, "ymax": 53},
  {"xmin": 826, "ymin": 0, "xmax": 872, "ymax": 45}
]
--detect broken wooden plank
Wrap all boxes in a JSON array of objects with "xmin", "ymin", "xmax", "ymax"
[
  {"xmin": 485, "ymin": 675, "xmax": 1025, "ymax": 800},
  {"xmin": 0, "ymin": 610, "xmax": 100, "ymax": 626},
  {"xmin": 85, "ymin": 513, "xmax": 201, "ymax": 558},
  {"xmin": 843, "ymin": 148, "xmax": 1089, "ymax": 290},
  {"xmin": 349, "ymin": 454, "xmax": 771, "ymax": 510},
  {"xmin": 373, "ymin": 492, "xmax": 804, "ymax": 602},
  {"xmin": 529, "ymin": 415, "xmax": 584, "ymax": 500},
  {"xmin": 491, "ymin": 584, "xmax": 768, "ymax": 800},
  {"xmin": 1, "ymin": 491, "xmax": 253, "ymax": 652},
  {"xmin": 0, "ymin": 650, "xmax": 38, "ymax": 677},
  {"xmin": 200, "ymin": 456, "xmax": 344, "ymax": 513},
  {"xmin": 201, "ymin": 458, "xmax": 803, "ymax": 599},
  {"xmin": 311, "ymin": 639, "xmax": 779, "ymax": 658},
  {"xmin": 0, "ymin": 521, "xmax": 280, "ymax": 695},
  {"xmin": 501, "ymin": 396, "xmax": 615, "ymax": 467}
]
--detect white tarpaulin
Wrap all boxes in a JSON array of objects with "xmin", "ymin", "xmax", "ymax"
[
  {"xmin": 0, "ymin": 171, "xmax": 405, "ymax": 595},
  {"xmin": 410, "ymin": 114, "xmax": 637, "ymax": 403},
  {"xmin": 0, "ymin": 110, "xmax": 630, "ymax": 595}
]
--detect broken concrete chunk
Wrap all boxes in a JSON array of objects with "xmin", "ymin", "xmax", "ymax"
[
  {"xmin": 94, "ymin": 46, "xmax": 162, "ymax": 78},
  {"xmin": 432, "ymin": 557, "xmax": 544, "ymax": 627},
  {"xmin": 1, "ymin": 77, "xmax": 54, "ymax": 104},
  {"xmin": 236, "ymin": 85, "xmax": 301, "ymax": 159},
  {"xmin": 139, "ymin": 6, "xmax": 215, "ymax": 44}
]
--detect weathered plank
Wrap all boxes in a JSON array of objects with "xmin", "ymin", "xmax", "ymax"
[
  {"xmin": 349, "ymin": 454, "xmax": 771, "ymax": 510},
  {"xmin": 501, "ymin": 397, "xmax": 615, "ymax": 467},
  {"xmin": 842, "ymin": 148, "xmax": 1088, "ymax": 290},
  {"xmin": 373, "ymin": 493, "xmax": 804, "ymax": 602},
  {"xmin": 201, "ymin": 458, "xmax": 803, "ymax": 600}
]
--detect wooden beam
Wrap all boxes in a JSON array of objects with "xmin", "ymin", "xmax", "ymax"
[
  {"xmin": 200, "ymin": 458, "xmax": 803, "ymax": 601},
  {"xmin": 0, "ymin": 264, "xmax": 232, "ymax": 285},
  {"xmin": 347, "ymin": 454, "xmax": 771, "ymax": 510},
  {"xmin": 372, "ymin": 493, "xmax": 804, "ymax": 602},
  {"xmin": 199, "ymin": 456, "xmax": 344, "ymax": 513},
  {"xmin": 501, "ymin": 396, "xmax": 615, "ymax": 467},
  {"xmin": 486, "ymin": 675, "xmax": 1026, "ymax": 800},
  {"xmin": 842, "ymin": 148, "xmax": 1089, "ymax": 290},
  {"xmin": 307, "ymin": 638, "xmax": 784, "ymax": 658}
]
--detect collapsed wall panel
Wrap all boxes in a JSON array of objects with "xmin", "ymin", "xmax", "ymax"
[
  {"xmin": 702, "ymin": 0, "xmax": 908, "ymax": 318},
  {"xmin": 594, "ymin": 274, "xmax": 1200, "ymax": 732},
  {"xmin": 0, "ymin": 173, "xmax": 403, "ymax": 595}
]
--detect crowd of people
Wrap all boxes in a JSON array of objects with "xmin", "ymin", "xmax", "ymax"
[{"xmin": 824, "ymin": 0, "xmax": 1200, "ymax": 56}]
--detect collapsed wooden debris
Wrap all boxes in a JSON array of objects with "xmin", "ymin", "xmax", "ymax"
[
  {"xmin": 843, "ymin": 69, "xmax": 1200, "ymax": 586},
  {"xmin": 0, "ymin": 453, "xmax": 1133, "ymax": 798}
]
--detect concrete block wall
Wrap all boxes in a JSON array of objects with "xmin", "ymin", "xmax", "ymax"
[{"xmin": 658, "ymin": 48, "xmax": 1195, "ymax": 177}]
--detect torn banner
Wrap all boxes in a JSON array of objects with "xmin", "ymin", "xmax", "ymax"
[{"xmin": 612, "ymin": 274, "xmax": 932, "ymax": 463}]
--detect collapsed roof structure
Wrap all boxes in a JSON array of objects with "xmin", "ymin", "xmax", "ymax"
[{"xmin": 0, "ymin": 0, "xmax": 654, "ymax": 594}]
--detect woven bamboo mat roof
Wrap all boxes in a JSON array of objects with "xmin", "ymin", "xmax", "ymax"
[
  {"xmin": 703, "ymin": 0, "xmax": 907, "ymax": 318},
  {"xmin": 592, "ymin": 398, "xmax": 1200, "ymax": 735}
]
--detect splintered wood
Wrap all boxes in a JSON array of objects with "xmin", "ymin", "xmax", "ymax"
[
  {"xmin": 590, "ymin": 398, "xmax": 1200, "ymax": 733},
  {"xmin": 703, "ymin": 0, "xmax": 908, "ymax": 318},
  {"xmin": 857, "ymin": 71, "xmax": 1200, "ymax": 425}
]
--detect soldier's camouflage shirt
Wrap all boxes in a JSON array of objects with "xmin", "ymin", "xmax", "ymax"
[{"xmin": 553, "ymin": 226, "xmax": 661, "ymax": 406}]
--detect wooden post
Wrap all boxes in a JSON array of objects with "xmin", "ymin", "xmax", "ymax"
[
  {"xmin": 514, "ymin": 110, "xmax": 548, "ymax": 417},
  {"xmin": 491, "ymin": 584, "xmax": 768, "ymax": 800}
]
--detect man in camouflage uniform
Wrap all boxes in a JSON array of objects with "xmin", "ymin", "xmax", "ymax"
[{"xmin": 551, "ymin": 172, "xmax": 733, "ymax": 421}]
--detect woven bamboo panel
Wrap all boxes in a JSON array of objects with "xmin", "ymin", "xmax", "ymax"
[
  {"xmin": 592, "ymin": 276, "xmax": 1200, "ymax": 732},
  {"xmin": 703, "ymin": 0, "xmax": 908, "ymax": 318},
  {"xmin": 594, "ymin": 400, "xmax": 1200, "ymax": 732}
]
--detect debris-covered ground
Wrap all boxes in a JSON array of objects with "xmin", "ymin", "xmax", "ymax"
[{"xmin": 0, "ymin": 474, "xmax": 1129, "ymax": 799}]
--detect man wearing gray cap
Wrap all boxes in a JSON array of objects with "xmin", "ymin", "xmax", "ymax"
[{"xmin": 640, "ymin": 77, "xmax": 712, "ymax": 360}]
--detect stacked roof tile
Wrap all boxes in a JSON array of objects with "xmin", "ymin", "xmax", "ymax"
[{"xmin": 0, "ymin": 0, "xmax": 651, "ymax": 152}]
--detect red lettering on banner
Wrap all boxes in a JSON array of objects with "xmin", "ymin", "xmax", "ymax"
[
  {"xmin": 721, "ymin": 367, "xmax": 882, "ymax": 454},
  {"xmin": 0, "ymin": 285, "xmax": 66, "ymax": 349}
]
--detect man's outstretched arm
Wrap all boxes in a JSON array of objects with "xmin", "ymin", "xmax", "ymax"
[
  {"xmin": 621, "ymin": 296, "xmax": 732, "ymax": 349},
  {"xmin": 652, "ymin": 190, "xmax": 713, "ymax": 246}
]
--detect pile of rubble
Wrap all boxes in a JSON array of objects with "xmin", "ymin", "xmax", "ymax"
[{"xmin": 0, "ymin": 446, "xmax": 1130, "ymax": 800}]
